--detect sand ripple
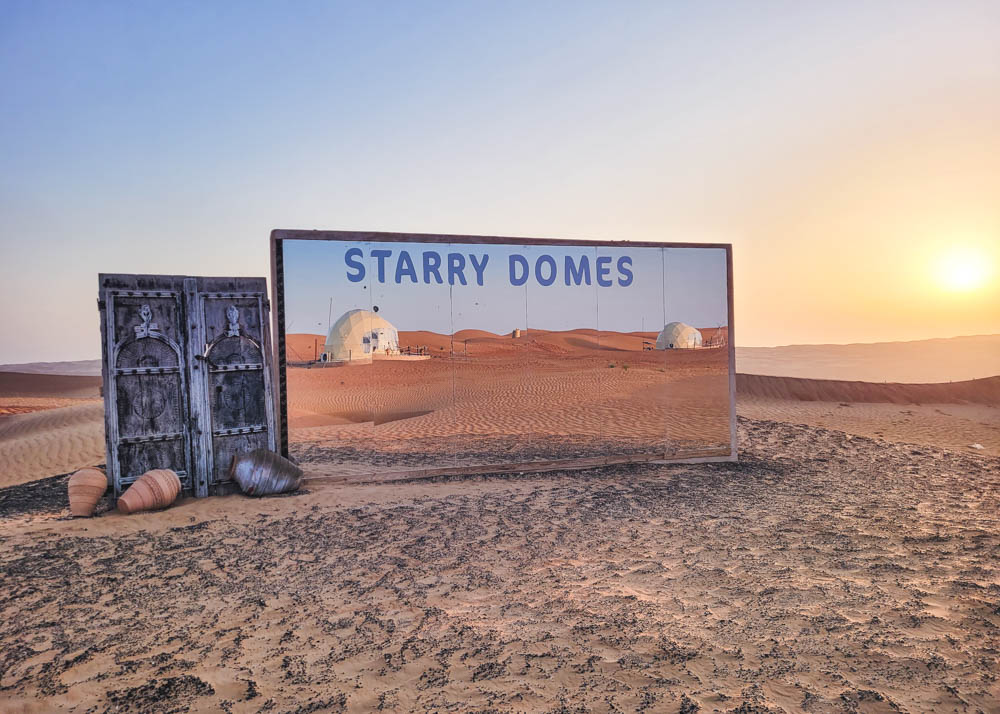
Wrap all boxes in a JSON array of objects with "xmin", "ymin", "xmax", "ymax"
[
  {"xmin": 0, "ymin": 402, "xmax": 104, "ymax": 488},
  {"xmin": 0, "ymin": 419, "xmax": 996, "ymax": 712}
]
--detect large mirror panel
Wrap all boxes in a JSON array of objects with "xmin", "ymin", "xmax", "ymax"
[
  {"xmin": 277, "ymin": 234, "xmax": 734, "ymax": 478},
  {"xmin": 595, "ymin": 245, "xmax": 670, "ymax": 458},
  {"xmin": 367, "ymin": 241, "xmax": 458, "ymax": 471},
  {"xmin": 282, "ymin": 240, "xmax": 376, "ymax": 479},
  {"xmin": 662, "ymin": 247, "xmax": 731, "ymax": 456},
  {"xmin": 449, "ymin": 242, "xmax": 532, "ymax": 467},
  {"xmin": 520, "ymin": 243, "xmax": 605, "ymax": 460}
]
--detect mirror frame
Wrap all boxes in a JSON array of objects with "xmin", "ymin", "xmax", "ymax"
[{"xmin": 270, "ymin": 229, "xmax": 737, "ymax": 476}]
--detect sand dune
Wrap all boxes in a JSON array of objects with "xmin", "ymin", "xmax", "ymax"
[
  {"xmin": 288, "ymin": 341, "xmax": 733, "ymax": 478},
  {"xmin": 0, "ymin": 359, "xmax": 102, "ymax": 376},
  {"xmin": 295, "ymin": 327, "xmax": 725, "ymax": 358},
  {"xmin": 0, "ymin": 371, "xmax": 101, "ymax": 399},
  {"xmin": 285, "ymin": 333, "xmax": 325, "ymax": 362},
  {"xmin": 2, "ymin": 333, "xmax": 997, "ymax": 485},
  {"xmin": 740, "ymin": 399, "xmax": 1000, "ymax": 456},
  {"xmin": 0, "ymin": 401, "xmax": 105, "ymax": 488},
  {"xmin": 411, "ymin": 327, "xmax": 722, "ymax": 355},
  {"xmin": 738, "ymin": 333, "xmax": 1000, "ymax": 382},
  {"xmin": 738, "ymin": 373, "xmax": 1000, "ymax": 405},
  {"xmin": 1, "ymin": 334, "xmax": 997, "ymax": 712}
]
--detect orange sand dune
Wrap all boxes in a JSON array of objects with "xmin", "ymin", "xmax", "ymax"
[
  {"xmin": 0, "ymin": 401, "xmax": 105, "ymax": 488},
  {"xmin": 519, "ymin": 329, "xmax": 651, "ymax": 352},
  {"xmin": 421, "ymin": 327, "xmax": 723, "ymax": 356},
  {"xmin": 287, "ymin": 345, "xmax": 733, "ymax": 477},
  {"xmin": 738, "ymin": 333, "xmax": 1000, "ymax": 382},
  {"xmin": 398, "ymin": 330, "xmax": 456, "ymax": 353},
  {"xmin": 2, "ymin": 331, "xmax": 995, "ymax": 486},
  {"xmin": 0, "ymin": 371, "xmax": 101, "ymax": 398},
  {"xmin": 296, "ymin": 328, "xmax": 728, "ymax": 359},
  {"xmin": 453, "ymin": 328, "xmax": 503, "ymax": 341},
  {"xmin": 285, "ymin": 333, "xmax": 325, "ymax": 362},
  {"xmin": 738, "ymin": 373, "xmax": 1000, "ymax": 405}
]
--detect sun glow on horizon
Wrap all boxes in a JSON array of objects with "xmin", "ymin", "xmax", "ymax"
[{"xmin": 935, "ymin": 246, "xmax": 994, "ymax": 293}]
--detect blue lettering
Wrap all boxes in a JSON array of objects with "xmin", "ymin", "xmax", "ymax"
[
  {"xmin": 617, "ymin": 256, "xmax": 633, "ymax": 287},
  {"xmin": 345, "ymin": 247, "xmax": 365, "ymax": 283},
  {"xmin": 565, "ymin": 255, "xmax": 591, "ymax": 286},
  {"xmin": 535, "ymin": 254, "xmax": 557, "ymax": 286},
  {"xmin": 371, "ymin": 249, "xmax": 392, "ymax": 283},
  {"xmin": 423, "ymin": 251, "xmax": 443, "ymax": 284},
  {"xmin": 447, "ymin": 253, "xmax": 467, "ymax": 285},
  {"xmin": 469, "ymin": 254, "xmax": 489, "ymax": 286},
  {"xmin": 395, "ymin": 250, "xmax": 417, "ymax": 284},
  {"xmin": 596, "ymin": 256, "xmax": 613, "ymax": 287},
  {"xmin": 509, "ymin": 254, "xmax": 529, "ymax": 286}
]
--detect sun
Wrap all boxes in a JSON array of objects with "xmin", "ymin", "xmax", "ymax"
[{"xmin": 936, "ymin": 247, "xmax": 992, "ymax": 292}]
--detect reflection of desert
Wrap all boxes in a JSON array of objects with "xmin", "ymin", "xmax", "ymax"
[
  {"xmin": 1, "ymin": 335, "xmax": 999, "ymax": 712},
  {"xmin": 286, "ymin": 328, "xmax": 732, "ymax": 476}
]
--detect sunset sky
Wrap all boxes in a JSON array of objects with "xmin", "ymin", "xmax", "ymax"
[{"xmin": 1, "ymin": 1, "xmax": 998, "ymax": 362}]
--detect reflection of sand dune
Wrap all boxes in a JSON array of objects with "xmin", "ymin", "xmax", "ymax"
[
  {"xmin": 285, "ymin": 333, "xmax": 324, "ymax": 362},
  {"xmin": 288, "ymin": 343, "xmax": 733, "ymax": 469},
  {"xmin": 291, "ymin": 327, "xmax": 727, "ymax": 359}
]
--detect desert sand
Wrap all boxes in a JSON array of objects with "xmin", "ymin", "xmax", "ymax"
[
  {"xmin": 1, "ymin": 419, "xmax": 998, "ymax": 712},
  {"xmin": 287, "ymin": 328, "xmax": 733, "ymax": 480},
  {"xmin": 737, "ymin": 333, "xmax": 1000, "ymax": 383},
  {"xmin": 1, "ymin": 335, "xmax": 998, "ymax": 712},
  {"xmin": 0, "ymin": 373, "xmax": 104, "ymax": 489}
]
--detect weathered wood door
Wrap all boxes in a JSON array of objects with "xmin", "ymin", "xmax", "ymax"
[{"xmin": 99, "ymin": 274, "xmax": 275, "ymax": 499}]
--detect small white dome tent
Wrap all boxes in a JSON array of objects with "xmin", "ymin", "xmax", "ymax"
[
  {"xmin": 322, "ymin": 309, "xmax": 399, "ymax": 362},
  {"xmin": 655, "ymin": 322, "xmax": 703, "ymax": 349}
]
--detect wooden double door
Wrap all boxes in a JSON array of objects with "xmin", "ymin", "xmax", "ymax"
[{"xmin": 98, "ymin": 274, "xmax": 276, "ymax": 498}]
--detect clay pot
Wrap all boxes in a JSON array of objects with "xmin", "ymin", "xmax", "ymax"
[
  {"xmin": 118, "ymin": 468, "xmax": 182, "ymax": 515},
  {"xmin": 230, "ymin": 450, "xmax": 303, "ymax": 496},
  {"xmin": 68, "ymin": 467, "xmax": 107, "ymax": 517}
]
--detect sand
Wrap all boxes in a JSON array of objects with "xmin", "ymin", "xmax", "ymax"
[
  {"xmin": 0, "ymin": 372, "xmax": 101, "ymax": 399},
  {"xmin": 0, "ymin": 360, "xmax": 102, "ymax": 377},
  {"xmin": 0, "ymin": 367, "xmax": 104, "ymax": 489},
  {"xmin": 738, "ymin": 333, "xmax": 1000, "ymax": 383},
  {"xmin": 2, "ymin": 337, "xmax": 999, "ymax": 712},
  {"xmin": 0, "ymin": 402, "xmax": 105, "ymax": 488},
  {"xmin": 1, "ymin": 418, "xmax": 998, "ymax": 712},
  {"xmin": 737, "ymin": 374, "xmax": 1000, "ymax": 457},
  {"xmin": 287, "ymin": 329, "xmax": 733, "ymax": 477}
]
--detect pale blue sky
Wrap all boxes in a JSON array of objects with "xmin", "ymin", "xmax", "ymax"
[{"xmin": 1, "ymin": 1, "xmax": 997, "ymax": 361}]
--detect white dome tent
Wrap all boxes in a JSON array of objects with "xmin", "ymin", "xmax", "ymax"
[
  {"xmin": 321, "ymin": 309, "xmax": 399, "ymax": 362},
  {"xmin": 655, "ymin": 322, "xmax": 703, "ymax": 349}
]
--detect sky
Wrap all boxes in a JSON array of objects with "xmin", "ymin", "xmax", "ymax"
[
  {"xmin": 283, "ymin": 239, "xmax": 729, "ymax": 336},
  {"xmin": 1, "ymin": 1, "xmax": 998, "ymax": 362}
]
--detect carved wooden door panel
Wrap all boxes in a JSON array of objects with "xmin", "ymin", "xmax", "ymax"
[
  {"xmin": 188, "ymin": 279, "xmax": 276, "ymax": 495},
  {"xmin": 99, "ymin": 276, "xmax": 194, "ymax": 496},
  {"xmin": 99, "ymin": 274, "xmax": 274, "ymax": 499}
]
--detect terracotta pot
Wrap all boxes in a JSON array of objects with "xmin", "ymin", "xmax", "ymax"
[
  {"xmin": 118, "ymin": 468, "xmax": 181, "ymax": 515},
  {"xmin": 230, "ymin": 450, "xmax": 303, "ymax": 496},
  {"xmin": 68, "ymin": 467, "xmax": 107, "ymax": 517}
]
